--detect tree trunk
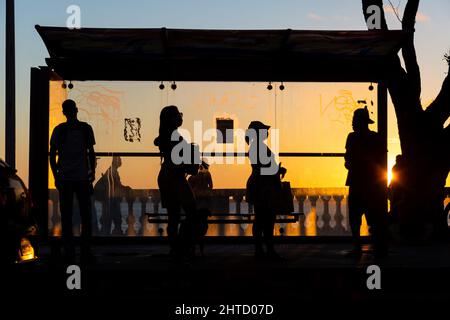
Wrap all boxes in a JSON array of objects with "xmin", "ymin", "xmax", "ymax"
[{"xmin": 362, "ymin": 0, "xmax": 449, "ymax": 240}]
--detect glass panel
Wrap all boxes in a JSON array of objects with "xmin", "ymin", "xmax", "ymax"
[
  {"xmin": 48, "ymin": 80, "xmax": 378, "ymax": 237},
  {"xmin": 49, "ymin": 81, "xmax": 377, "ymax": 154}
]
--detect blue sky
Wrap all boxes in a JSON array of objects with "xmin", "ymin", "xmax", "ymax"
[{"xmin": 0, "ymin": 0, "xmax": 449, "ymax": 181}]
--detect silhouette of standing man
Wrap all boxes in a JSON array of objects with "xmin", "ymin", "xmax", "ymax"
[
  {"xmin": 345, "ymin": 107, "xmax": 388, "ymax": 258},
  {"xmin": 50, "ymin": 99, "xmax": 96, "ymax": 263}
]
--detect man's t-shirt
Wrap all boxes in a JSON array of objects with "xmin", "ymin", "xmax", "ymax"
[{"xmin": 50, "ymin": 121, "xmax": 95, "ymax": 181}]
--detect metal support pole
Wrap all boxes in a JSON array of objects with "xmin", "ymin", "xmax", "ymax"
[{"xmin": 5, "ymin": 0, "xmax": 16, "ymax": 168}]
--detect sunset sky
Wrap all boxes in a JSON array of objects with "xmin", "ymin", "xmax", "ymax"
[{"xmin": 0, "ymin": 0, "xmax": 449, "ymax": 188}]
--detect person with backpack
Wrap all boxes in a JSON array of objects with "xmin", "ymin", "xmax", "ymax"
[
  {"xmin": 50, "ymin": 99, "xmax": 96, "ymax": 263},
  {"xmin": 245, "ymin": 121, "xmax": 287, "ymax": 260}
]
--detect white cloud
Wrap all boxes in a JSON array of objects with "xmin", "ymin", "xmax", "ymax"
[
  {"xmin": 333, "ymin": 15, "xmax": 351, "ymax": 22},
  {"xmin": 416, "ymin": 12, "xmax": 430, "ymax": 22},
  {"xmin": 383, "ymin": 4, "xmax": 430, "ymax": 23},
  {"xmin": 307, "ymin": 12, "xmax": 324, "ymax": 21}
]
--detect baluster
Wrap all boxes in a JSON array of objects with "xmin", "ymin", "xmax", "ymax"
[
  {"xmin": 158, "ymin": 198, "xmax": 166, "ymax": 237},
  {"xmin": 120, "ymin": 197, "xmax": 128, "ymax": 235},
  {"xmin": 302, "ymin": 196, "xmax": 311, "ymax": 235},
  {"xmin": 297, "ymin": 195, "xmax": 306, "ymax": 236},
  {"xmin": 328, "ymin": 196, "xmax": 337, "ymax": 232},
  {"xmin": 307, "ymin": 196, "xmax": 318, "ymax": 236},
  {"xmin": 154, "ymin": 198, "xmax": 169, "ymax": 237},
  {"xmin": 126, "ymin": 196, "xmax": 137, "ymax": 236},
  {"xmin": 133, "ymin": 197, "xmax": 141, "ymax": 235},
  {"xmin": 315, "ymin": 196, "xmax": 324, "ymax": 231},
  {"xmin": 157, "ymin": 200, "xmax": 167, "ymax": 236},
  {"xmin": 321, "ymin": 196, "xmax": 331, "ymax": 234},
  {"xmin": 224, "ymin": 196, "xmax": 236, "ymax": 236},
  {"xmin": 333, "ymin": 196, "xmax": 345, "ymax": 234},
  {"xmin": 139, "ymin": 197, "xmax": 147, "ymax": 236},
  {"xmin": 240, "ymin": 196, "xmax": 249, "ymax": 235},
  {"xmin": 154, "ymin": 197, "xmax": 161, "ymax": 236},
  {"xmin": 341, "ymin": 195, "xmax": 350, "ymax": 233},
  {"xmin": 229, "ymin": 196, "xmax": 236, "ymax": 213},
  {"xmin": 158, "ymin": 201, "xmax": 167, "ymax": 214},
  {"xmin": 144, "ymin": 196, "xmax": 154, "ymax": 236}
]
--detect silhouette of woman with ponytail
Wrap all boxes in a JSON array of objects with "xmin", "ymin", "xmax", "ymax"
[{"xmin": 154, "ymin": 106, "xmax": 198, "ymax": 259}]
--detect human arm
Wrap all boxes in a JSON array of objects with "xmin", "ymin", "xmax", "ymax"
[
  {"xmin": 344, "ymin": 134, "xmax": 353, "ymax": 170},
  {"xmin": 86, "ymin": 125, "xmax": 97, "ymax": 182},
  {"xmin": 49, "ymin": 144, "xmax": 60, "ymax": 189},
  {"xmin": 49, "ymin": 128, "xmax": 61, "ymax": 189}
]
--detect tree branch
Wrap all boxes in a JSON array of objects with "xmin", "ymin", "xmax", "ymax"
[
  {"xmin": 361, "ymin": 0, "xmax": 423, "ymax": 154},
  {"xmin": 402, "ymin": 0, "xmax": 420, "ymax": 31},
  {"xmin": 401, "ymin": 0, "xmax": 422, "ymax": 103},
  {"xmin": 425, "ymin": 70, "xmax": 450, "ymax": 127}
]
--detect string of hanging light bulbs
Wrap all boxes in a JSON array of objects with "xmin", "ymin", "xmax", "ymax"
[
  {"xmin": 61, "ymin": 80, "xmax": 74, "ymax": 89},
  {"xmin": 267, "ymin": 81, "xmax": 285, "ymax": 91},
  {"xmin": 159, "ymin": 81, "xmax": 177, "ymax": 90}
]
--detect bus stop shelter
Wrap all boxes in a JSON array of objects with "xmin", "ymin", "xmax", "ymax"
[{"xmin": 30, "ymin": 26, "xmax": 408, "ymax": 237}]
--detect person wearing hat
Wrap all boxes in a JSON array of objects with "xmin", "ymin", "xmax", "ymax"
[
  {"xmin": 245, "ymin": 121, "xmax": 286, "ymax": 260},
  {"xmin": 344, "ymin": 106, "xmax": 388, "ymax": 258}
]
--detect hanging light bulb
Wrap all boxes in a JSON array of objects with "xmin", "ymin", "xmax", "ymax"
[
  {"xmin": 369, "ymin": 82, "xmax": 374, "ymax": 91},
  {"xmin": 171, "ymin": 81, "xmax": 177, "ymax": 90},
  {"xmin": 279, "ymin": 82, "xmax": 285, "ymax": 91},
  {"xmin": 62, "ymin": 81, "xmax": 67, "ymax": 89},
  {"xmin": 267, "ymin": 82, "xmax": 273, "ymax": 90},
  {"xmin": 68, "ymin": 81, "xmax": 74, "ymax": 90},
  {"xmin": 159, "ymin": 81, "xmax": 165, "ymax": 90}
]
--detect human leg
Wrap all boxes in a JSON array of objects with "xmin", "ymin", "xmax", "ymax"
[
  {"xmin": 59, "ymin": 181, "xmax": 75, "ymax": 260},
  {"xmin": 75, "ymin": 181, "xmax": 93, "ymax": 257},
  {"xmin": 348, "ymin": 188, "xmax": 364, "ymax": 254},
  {"xmin": 166, "ymin": 204, "xmax": 181, "ymax": 255},
  {"xmin": 252, "ymin": 204, "xmax": 264, "ymax": 256}
]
